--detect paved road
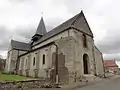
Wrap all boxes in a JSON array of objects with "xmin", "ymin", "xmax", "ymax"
[{"xmin": 76, "ymin": 77, "xmax": 120, "ymax": 90}]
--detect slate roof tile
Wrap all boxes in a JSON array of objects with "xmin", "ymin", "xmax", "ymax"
[{"xmin": 11, "ymin": 40, "xmax": 31, "ymax": 51}]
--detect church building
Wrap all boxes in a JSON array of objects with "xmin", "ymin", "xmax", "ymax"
[{"xmin": 5, "ymin": 11, "xmax": 104, "ymax": 84}]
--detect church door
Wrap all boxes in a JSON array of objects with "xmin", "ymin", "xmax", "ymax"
[{"xmin": 83, "ymin": 54, "xmax": 89, "ymax": 74}]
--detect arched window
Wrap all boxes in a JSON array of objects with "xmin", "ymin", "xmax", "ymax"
[
  {"xmin": 33, "ymin": 57, "xmax": 36, "ymax": 66},
  {"xmin": 43, "ymin": 54, "xmax": 45, "ymax": 65},
  {"xmin": 83, "ymin": 34, "xmax": 87, "ymax": 48},
  {"xmin": 26, "ymin": 59, "xmax": 28, "ymax": 66}
]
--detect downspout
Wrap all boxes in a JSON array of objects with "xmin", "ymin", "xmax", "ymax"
[{"xmin": 53, "ymin": 42, "xmax": 59, "ymax": 85}]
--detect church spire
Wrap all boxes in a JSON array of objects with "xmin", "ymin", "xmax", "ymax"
[
  {"xmin": 32, "ymin": 17, "xmax": 46, "ymax": 42},
  {"xmin": 35, "ymin": 17, "xmax": 47, "ymax": 35}
]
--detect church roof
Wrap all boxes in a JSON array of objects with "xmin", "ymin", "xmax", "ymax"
[
  {"xmin": 35, "ymin": 17, "xmax": 47, "ymax": 35},
  {"xmin": 32, "ymin": 11, "xmax": 93, "ymax": 46},
  {"xmin": 11, "ymin": 40, "xmax": 31, "ymax": 51}
]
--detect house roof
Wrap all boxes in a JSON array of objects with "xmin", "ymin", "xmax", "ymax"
[
  {"xmin": 11, "ymin": 40, "xmax": 31, "ymax": 51},
  {"xmin": 32, "ymin": 10, "xmax": 93, "ymax": 46},
  {"xmin": 35, "ymin": 17, "xmax": 47, "ymax": 35},
  {"xmin": 104, "ymin": 60, "xmax": 118, "ymax": 67}
]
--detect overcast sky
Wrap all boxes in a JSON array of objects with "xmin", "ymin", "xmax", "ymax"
[{"xmin": 0, "ymin": 0, "xmax": 120, "ymax": 60}]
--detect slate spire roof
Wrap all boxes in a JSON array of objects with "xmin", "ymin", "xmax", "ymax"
[{"xmin": 35, "ymin": 17, "xmax": 47, "ymax": 35}]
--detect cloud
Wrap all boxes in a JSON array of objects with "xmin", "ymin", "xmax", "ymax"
[
  {"xmin": 13, "ymin": 27, "xmax": 35, "ymax": 41},
  {"xmin": 0, "ymin": 26, "xmax": 12, "ymax": 51},
  {"xmin": 0, "ymin": 0, "xmax": 120, "ymax": 60},
  {"xmin": 0, "ymin": 25, "xmax": 35, "ymax": 51},
  {"xmin": 0, "ymin": 51, "xmax": 7, "ymax": 59},
  {"xmin": 103, "ymin": 53, "xmax": 120, "ymax": 60},
  {"xmin": 8, "ymin": 0, "xmax": 33, "ymax": 3},
  {"xmin": 97, "ymin": 28, "xmax": 120, "ymax": 54}
]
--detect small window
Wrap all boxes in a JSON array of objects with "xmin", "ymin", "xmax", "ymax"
[
  {"xmin": 83, "ymin": 34, "xmax": 87, "ymax": 48},
  {"xmin": 43, "ymin": 54, "xmax": 45, "ymax": 65},
  {"xmin": 33, "ymin": 57, "xmax": 36, "ymax": 66}
]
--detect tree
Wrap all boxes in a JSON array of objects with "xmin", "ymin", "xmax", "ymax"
[{"xmin": 0, "ymin": 55, "xmax": 3, "ymax": 59}]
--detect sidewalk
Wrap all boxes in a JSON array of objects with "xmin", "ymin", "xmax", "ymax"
[
  {"xmin": 30, "ymin": 75, "xmax": 120, "ymax": 90},
  {"xmin": 60, "ymin": 75, "xmax": 120, "ymax": 90},
  {"xmin": 30, "ymin": 77, "xmax": 102, "ymax": 90},
  {"xmin": 30, "ymin": 81, "xmax": 92, "ymax": 90},
  {"xmin": 60, "ymin": 77, "xmax": 103, "ymax": 90},
  {"xmin": 59, "ymin": 82, "xmax": 88, "ymax": 90}
]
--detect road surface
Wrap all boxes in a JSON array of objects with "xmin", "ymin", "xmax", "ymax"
[{"xmin": 76, "ymin": 77, "xmax": 120, "ymax": 90}]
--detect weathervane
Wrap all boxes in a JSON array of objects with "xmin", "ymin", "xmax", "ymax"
[{"xmin": 41, "ymin": 12, "xmax": 43, "ymax": 17}]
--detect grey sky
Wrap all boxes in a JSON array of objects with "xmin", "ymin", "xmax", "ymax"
[{"xmin": 0, "ymin": 0, "xmax": 120, "ymax": 60}]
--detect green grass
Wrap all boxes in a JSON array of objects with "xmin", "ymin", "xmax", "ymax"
[{"xmin": 0, "ymin": 74, "xmax": 32, "ymax": 81}]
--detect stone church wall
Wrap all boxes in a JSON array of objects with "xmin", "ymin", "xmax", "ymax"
[
  {"xmin": 5, "ymin": 50, "xmax": 18, "ymax": 73},
  {"xmin": 18, "ymin": 44, "xmax": 56, "ymax": 78},
  {"xmin": 4, "ymin": 51, "xmax": 12, "ymax": 73},
  {"xmin": 94, "ymin": 46, "xmax": 104, "ymax": 75},
  {"xmin": 5, "ymin": 49, "xmax": 27, "ymax": 73},
  {"xmin": 72, "ymin": 29, "xmax": 95, "ymax": 75},
  {"xmin": 19, "ymin": 29, "xmax": 73, "ymax": 77},
  {"xmin": 18, "ymin": 28, "xmax": 104, "ymax": 84},
  {"xmin": 32, "ymin": 30, "xmax": 72, "ymax": 49},
  {"xmin": 55, "ymin": 37, "xmax": 75, "ymax": 84},
  {"xmin": 53, "ymin": 29, "xmax": 98, "ymax": 84}
]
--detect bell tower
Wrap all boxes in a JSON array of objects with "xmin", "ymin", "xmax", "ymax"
[{"xmin": 32, "ymin": 17, "xmax": 46, "ymax": 42}]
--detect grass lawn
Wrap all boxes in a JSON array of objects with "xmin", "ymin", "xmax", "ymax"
[{"xmin": 0, "ymin": 74, "xmax": 33, "ymax": 81}]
